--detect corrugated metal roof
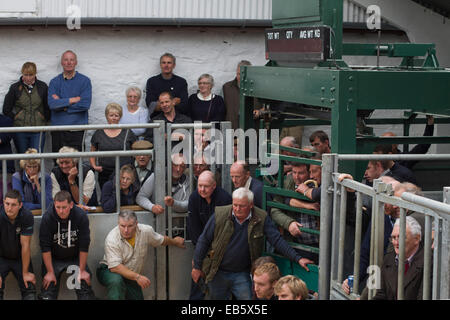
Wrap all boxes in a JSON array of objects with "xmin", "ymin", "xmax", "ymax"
[
  {"xmin": 0, "ymin": 0, "xmax": 376, "ymax": 23},
  {"xmin": 0, "ymin": 0, "xmax": 272, "ymax": 19}
]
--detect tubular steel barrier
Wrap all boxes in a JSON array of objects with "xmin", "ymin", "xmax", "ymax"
[
  {"xmin": 262, "ymin": 144, "xmax": 321, "ymax": 292},
  {"xmin": 0, "ymin": 120, "xmax": 239, "ymax": 300},
  {"xmin": 320, "ymin": 153, "xmax": 450, "ymax": 300}
]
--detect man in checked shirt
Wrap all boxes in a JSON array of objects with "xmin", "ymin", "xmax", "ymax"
[{"xmin": 270, "ymin": 161, "xmax": 320, "ymax": 263}]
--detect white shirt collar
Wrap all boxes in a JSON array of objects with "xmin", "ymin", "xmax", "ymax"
[
  {"xmin": 244, "ymin": 176, "xmax": 252, "ymax": 190},
  {"xmin": 197, "ymin": 92, "xmax": 214, "ymax": 101},
  {"xmin": 232, "ymin": 210, "xmax": 252, "ymax": 225}
]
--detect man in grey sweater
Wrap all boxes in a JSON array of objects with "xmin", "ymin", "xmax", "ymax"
[{"xmin": 136, "ymin": 153, "xmax": 190, "ymax": 215}]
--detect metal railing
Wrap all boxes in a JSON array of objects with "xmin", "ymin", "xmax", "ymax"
[
  {"xmin": 165, "ymin": 121, "xmax": 232, "ymax": 239},
  {"xmin": 1, "ymin": 122, "xmax": 162, "ymax": 211},
  {"xmin": 320, "ymin": 153, "xmax": 450, "ymax": 300},
  {"xmin": 0, "ymin": 120, "xmax": 236, "ymax": 299}
]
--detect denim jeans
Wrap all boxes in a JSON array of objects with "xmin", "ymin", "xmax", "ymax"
[
  {"xmin": 207, "ymin": 270, "xmax": 252, "ymax": 300},
  {"xmin": 14, "ymin": 132, "xmax": 46, "ymax": 153}
]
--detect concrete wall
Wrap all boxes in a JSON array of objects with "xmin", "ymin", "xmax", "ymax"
[
  {"xmin": 3, "ymin": 211, "xmax": 173, "ymax": 300},
  {"xmin": 0, "ymin": 25, "xmax": 267, "ymax": 151},
  {"xmin": 0, "ymin": 25, "xmax": 435, "ymax": 151}
]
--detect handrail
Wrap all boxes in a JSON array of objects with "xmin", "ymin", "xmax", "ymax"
[
  {"xmin": 0, "ymin": 149, "xmax": 153, "ymax": 161},
  {"xmin": 322, "ymin": 153, "xmax": 450, "ymax": 300},
  {"xmin": 401, "ymin": 192, "xmax": 450, "ymax": 215},
  {"xmin": 336, "ymin": 154, "xmax": 450, "ymax": 161},
  {"xmin": 31, "ymin": 204, "xmax": 146, "ymax": 216},
  {"xmin": 0, "ymin": 123, "xmax": 161, "ymax": 133}
]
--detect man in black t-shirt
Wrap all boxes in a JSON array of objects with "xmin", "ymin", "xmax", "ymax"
[{"xmin": 0, "ymin": 190, "xmax": 36, "ymax": 300}]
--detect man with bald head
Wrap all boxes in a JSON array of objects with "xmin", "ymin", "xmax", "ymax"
[
  {"xmin": 187, "ymin": 171, "xmax": 232, "ymax": 245},
  {"xmin": 230, "ymin": 160, "xmax": 264, "ymax": 208},
  {"xmin": 187, "ymin": 170, "xmax": 232, "ymax": 300}
]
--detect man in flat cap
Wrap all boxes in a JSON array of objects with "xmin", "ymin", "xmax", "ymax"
[{"xmin": 131, "ymin": 140, "xmax": 153, "ymax": 187}]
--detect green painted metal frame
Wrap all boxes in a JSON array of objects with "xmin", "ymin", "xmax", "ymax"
[
  {"xmin": 240, "ymin": 65, "xmax": 450, "ymax": 175},
  {"xmin": 261, "ymin": 147, "xmax": 321, "ymax": 264},
  {"xmin": 251, "ymin": 0, "xmax": 450, "ymax": 294}
]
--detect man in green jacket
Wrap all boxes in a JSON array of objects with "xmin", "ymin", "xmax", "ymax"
[
  {"xmin": 270, "ymin": 161, "xmax": 320, "ymax": 262},
  {"xmin": 191, "ymin": 187, "xmax": 313, "ymax": 300}
]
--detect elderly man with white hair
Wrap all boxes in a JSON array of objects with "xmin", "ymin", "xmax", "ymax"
[
  {"xmin": 370, "ymin": 216, "xmax": 428, "ymax": 300},
  {"xmin": 191, "ymin": 187, "xmax": 314, "ymax": 300}
]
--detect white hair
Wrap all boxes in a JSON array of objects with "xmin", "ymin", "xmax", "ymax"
[
  {"xmin": 126, "ymin": 86, "xmax": 142, "ymax": 99},
  {"xmin": 198, "ymin": 73, "xmax": 214, "ymax": 88},
  {"xmin": 56, "ymin": 146, "xmax": 79, "ymax": 166},
  {"xmin": 232, "ymin": 187, "xmax": 254, "ymax": 203},
  {"xmin": 394, "ymin": 216, "xmax": 422, "ymax": 240}
]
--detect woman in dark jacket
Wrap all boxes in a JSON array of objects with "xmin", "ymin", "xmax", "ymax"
[
  {"xmin": 101, "ymin": 164, "xmax": 139, "ymax": 213},
  {"xmin": 11, "ymin": 148, "xmax": 52, "ymax": 211},
  {"xmin": 187, "ymin": 74, "xmax": 225, "ymax": 122},
  {"xmin": 2, "ymin": 62, "xmax": 50, "ymax": 153}
]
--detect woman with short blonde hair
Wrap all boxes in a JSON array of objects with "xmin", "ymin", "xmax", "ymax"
[{"xmin": 90, "ymin": 104, "xmax": 137, "ymax": 189}]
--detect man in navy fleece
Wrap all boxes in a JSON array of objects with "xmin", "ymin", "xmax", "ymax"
[
  {"xmin": 48, "ymin": 50, "xmax": 92, "ymax": 153},
  {"xmin": 187, "ymin": 170, "xmax": 232, "ymax": 300},
  {"xmin": 145, "ymin": 53, "xmax": 188, "ymax": 118},
  {"xmin": 39, "ymin": 191, "xmax": 95, "ymax": 300}
]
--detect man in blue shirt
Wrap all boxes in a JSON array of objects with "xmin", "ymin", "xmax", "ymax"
[{"xmin": 48, "ymin": 50, "xmax": 92, "ymax": 153}]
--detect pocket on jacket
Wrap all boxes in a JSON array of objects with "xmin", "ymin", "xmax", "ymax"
[{"xmin": 14, "ymin": 110, "xmax": 25, "ymax": 126}]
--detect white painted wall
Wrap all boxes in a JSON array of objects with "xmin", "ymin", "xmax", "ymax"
[
  {"xmin": 0, "ymin": 24, "xmax": 443, "ymax": 154},
  {"xmin": 0, "ymin": 25, "xmax": 267, "ymax": 151}
]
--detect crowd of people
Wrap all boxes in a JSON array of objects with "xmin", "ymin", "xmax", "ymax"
[{"xmin": 0, "ymin": 49, "xmax": 436, "ymax": 301}]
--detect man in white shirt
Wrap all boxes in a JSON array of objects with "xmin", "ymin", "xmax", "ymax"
[{"xmin": 97, "ymin": 210, "xmax": 185, "ymax": 300}]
